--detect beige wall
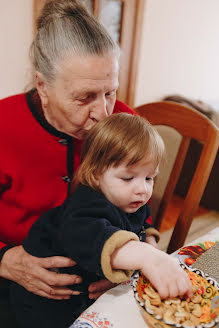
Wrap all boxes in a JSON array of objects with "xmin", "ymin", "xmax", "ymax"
[
  {"xmin": 1, "ymin": 0, "xmax": 219, "ymax": 111},
  {"xmin": 134, "ymin": 0, "xmax": 219, "ymax": 108},
  {"xmin": 0, "ymin": 1, "xmax": 33, "ymax": 99}
]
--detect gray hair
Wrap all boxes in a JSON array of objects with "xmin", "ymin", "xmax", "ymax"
[{"xmin": 31, "ymin": 0, "xmax": 120, "ymax": 82}]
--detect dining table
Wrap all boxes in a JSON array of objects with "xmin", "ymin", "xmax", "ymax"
[{"xmin": 70, "ymin": 227, "xmax": 219, "ymax": 328}]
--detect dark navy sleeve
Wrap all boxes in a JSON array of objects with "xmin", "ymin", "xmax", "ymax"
[{"xmin": 57, "ymin": 199, "xmax": 123, "ymax": 276}]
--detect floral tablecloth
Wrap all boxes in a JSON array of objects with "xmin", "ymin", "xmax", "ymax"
[{"xmin": 70, "ymin": 227, "xmax": 219, "ymax": 328}]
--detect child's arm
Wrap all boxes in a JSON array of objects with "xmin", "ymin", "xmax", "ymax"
[{"xmin": 110, "ymin": 240, "xmax": 193, "ymax": 299}]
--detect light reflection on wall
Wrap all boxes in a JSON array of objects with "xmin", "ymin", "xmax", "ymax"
[
  {"xmin": 81, "ymin": 0, "xmax": 122, "ymax": 44},
  {"xmin": 99, "ymin": 0, "xmax": 122, "ymax": 44}
]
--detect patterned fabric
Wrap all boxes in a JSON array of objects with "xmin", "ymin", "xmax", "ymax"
[
  {"xmin": 177, "ymin": 241, "xmax": 216, "ymax": 266},
  {"xmin": 70, "ymin": 227, "xmax": 219, "ymax": 328},
  {"xmin": 73, "ymin": 312, "xmax": 114, "ymax": 327}
]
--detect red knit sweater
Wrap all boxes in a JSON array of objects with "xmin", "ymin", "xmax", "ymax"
[{"xmin": 0, "ymin": 91, "xmax": 136, "ymax": 249}]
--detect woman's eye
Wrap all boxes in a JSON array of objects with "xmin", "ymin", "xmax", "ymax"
[
  {"xmin": 78, "ymin": 94, "xmax": 95, "ymax": 103},
  {"xmin": 105, "ymin": 91, "xmax": 116, "ymax": 97},
  {"xmin": 79, "ymin": 96, "xmax": 89, "ymax": 102},
  {"xmin": 146, "ymin": 177, "xmax": 153, "ymax": 181}
]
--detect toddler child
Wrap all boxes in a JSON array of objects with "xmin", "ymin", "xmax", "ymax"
[{"xmin": 10, "ymin": 113, "xmax": 193, "ymax": 328}]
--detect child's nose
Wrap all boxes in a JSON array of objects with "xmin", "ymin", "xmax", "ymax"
[{"xmin": 136, "ymin": 181, "xmax": 148, "ymax": 194}]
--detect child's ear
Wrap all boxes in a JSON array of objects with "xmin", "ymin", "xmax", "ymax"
[
  {"xmin": 93, "ymin": 174, "xmax": 100, "ymax": 187},
  {"xmin": 92, "ymin": 171, "xmax": 101, "ymax": 188}
]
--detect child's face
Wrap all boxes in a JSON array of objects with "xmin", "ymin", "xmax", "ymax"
[{"xmin": 96, "ymin": 158, "xmax": 158, "ymax": 213}]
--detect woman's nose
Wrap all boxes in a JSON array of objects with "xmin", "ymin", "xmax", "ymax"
[{"xmin": 90, "ymin": 97, "xmax": 108, "ymax": 122}]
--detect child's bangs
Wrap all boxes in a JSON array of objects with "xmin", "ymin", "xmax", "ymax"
[
  {"xmin": 126, "ymin": 132, "xmax": 164, "ymax": 167},
  {"xmin": 126, "ymin": 141, "xmax": 150, "ymax": 166}
]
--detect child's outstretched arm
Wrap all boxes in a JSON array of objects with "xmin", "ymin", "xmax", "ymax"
[{"xmin": 111, "ymin": 240, "xmax": 193, "ymax": 299}]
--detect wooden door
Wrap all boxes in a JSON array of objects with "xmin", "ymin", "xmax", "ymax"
[{"xmin": 34, "ymin": 0, "xmax": 145, "ymax": 106}]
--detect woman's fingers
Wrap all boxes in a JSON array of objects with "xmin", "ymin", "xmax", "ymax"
[
  {"xmin": 37, "ymin": 255, "xmax": 76, "ymax": 269},
  {"xmin": 88, "ymin": 278, "xmax": 116, "ymax": 292},
  {"xmin": 88, "ymin": 279, "xmax": 117, "ymax": 299},
  {"xmin": 24, "ymin": 269, "xmax": 82, "ymax": 298},
  {"xmin": 22, "ymin": 259, "xmax": 82, "ymax": 298},
  {"xmin": 0, "ymin": 246, "xmax": 83, "ymax": 299},
  {"xmin": 27, "ymin": 278, "xmax": 81, "ymax": 299},
  {"xmin": 35, "ymin": 265, "xmax": 82, "ymax": 287}
]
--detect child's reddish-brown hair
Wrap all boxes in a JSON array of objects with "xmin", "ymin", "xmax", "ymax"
[{"xmin": 72, "ymin": 113, "xmax": 165, "ymax": 192}]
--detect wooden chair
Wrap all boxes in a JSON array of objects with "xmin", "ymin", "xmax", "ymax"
[{"xmin": 135, "ymin": 101, "xmax": 219, "ymax": 253}]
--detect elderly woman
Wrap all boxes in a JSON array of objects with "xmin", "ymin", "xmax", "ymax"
[{"xmin": 0, "ymin": 0, "xmax": 135, "ymax": 326}]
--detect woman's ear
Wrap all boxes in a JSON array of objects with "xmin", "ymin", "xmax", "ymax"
[{"xmin": 35, "ymin": 71, "xmax": 48, "ymax": 107}]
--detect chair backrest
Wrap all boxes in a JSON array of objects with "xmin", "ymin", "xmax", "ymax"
[{"xmin": 135, "ymin": 101, "xmax": 219, "ymax": 253}]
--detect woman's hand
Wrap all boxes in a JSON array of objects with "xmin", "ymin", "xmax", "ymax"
[
  {"xmin": 0, "ymin": 246, "xmax": 82, "ymax": 300},
  {"xmin": 145, "ymin": 235, "xmax": 158, "ymax": 248},
  {"xmin": 88, "ymin": 279, "xmax": 117, "ymax": 299}
]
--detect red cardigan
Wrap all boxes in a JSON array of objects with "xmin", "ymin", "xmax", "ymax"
[{"xmin": 0, "ymin": 91, "xmax": 136, "ymax": 249}]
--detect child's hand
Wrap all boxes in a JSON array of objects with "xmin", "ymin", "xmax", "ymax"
[
  {"xmin": 140, "ymin": 245, "xmax": 193, "ymax": 299},
  {"xmin": 145, "ymin": 235, "xmax": 158, "ymax": 248},
  {"xmin": 111, "ymin": 240, "xmax": 193, "ymax": 300}
]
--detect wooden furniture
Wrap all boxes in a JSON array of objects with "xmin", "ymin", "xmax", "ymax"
[
  {"xmin": 135, "ymin": 101, "xmax": 219, "ymax": 253},
  {"xmin": 33, "ymin": 0, "xmax": 145, "ymax": 106}
]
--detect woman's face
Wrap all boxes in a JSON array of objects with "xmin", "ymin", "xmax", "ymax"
[{"xmin": 36, "ymin": 54, "xmax": 119, "ymax": 139}]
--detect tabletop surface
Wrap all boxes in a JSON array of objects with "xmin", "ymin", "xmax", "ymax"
[{"xmin": 71, "ymin": 227, "xmax": 219, "ymax": 328}]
